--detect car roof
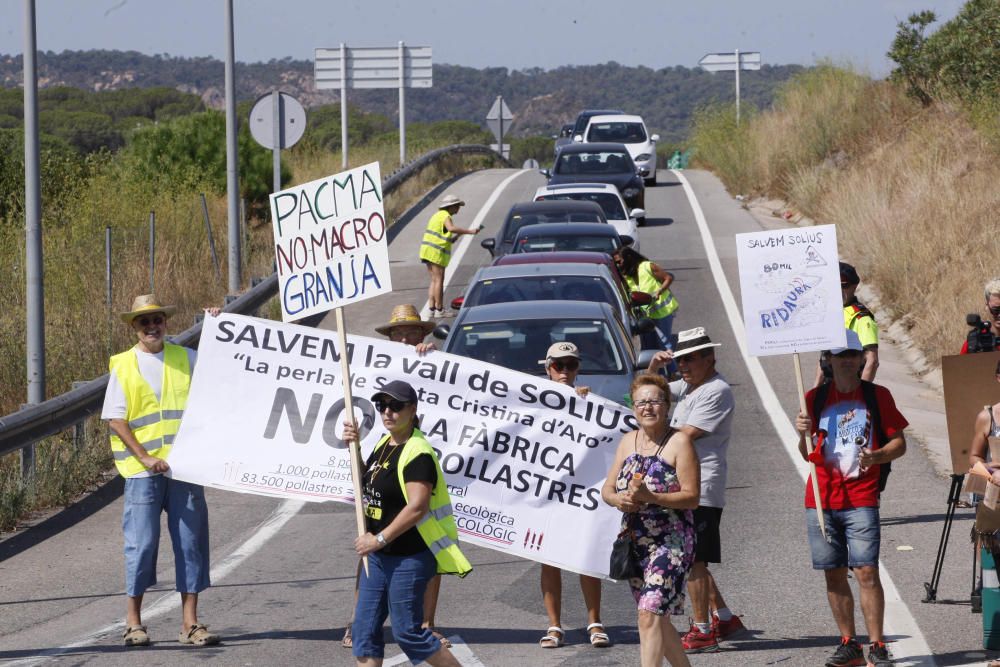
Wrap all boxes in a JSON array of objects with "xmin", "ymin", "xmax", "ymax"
[
  {"xmin": 507, "ymin": 200, "xmax": 605, "ymax": 216},
  {"xmin": 576, "ymin": 109, "xmax": 624, "ymax": 119},
  {"xmin": 556, "ymin": 142, "xmax": 632, "ymax": 154},
  {"xmin": 455, "ymin": 299, "xmax": 616, "ymax": 323},
  {"xmin": 536, "ymin": 183, "xmax": 619, "ymax": 194},
  {"xmin": 588, "ymin": 114, "xmax": 644, "ymax": 125},
  {"xmin": 513, "ymin": 222, "xmax": 619, "ymax": 237},
  {"xmin": 493, "ymin": 250, "xmax": 616, "ymax": 267},
  {"xmin": 473, "ymin": 262, "xmax": 606, "ymax": 281}
]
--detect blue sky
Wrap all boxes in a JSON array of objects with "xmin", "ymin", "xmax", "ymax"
[{"xmin": 0, "ymin": 0, "xmax": 967, "ymax": 76}]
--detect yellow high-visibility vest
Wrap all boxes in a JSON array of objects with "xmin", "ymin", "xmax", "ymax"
[
  {"xmin": 108, "ymin": 343, "xmax": 190, "ymax": 478},
  {"xmin": 373, "ymin": 430, "xmax": 473, "ymax": 577},
  {"xmin": 624, "ymin": 260, "xmax": 678, "ymax": 319},
  {"xmin": 418, "ymin": 210, "xmax": 457, "ymax": 266}
]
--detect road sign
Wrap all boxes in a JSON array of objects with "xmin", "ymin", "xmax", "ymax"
[
  {"xmin": 490, "ymin": 143, "xmax": 511, "ymax": 159},
  {"xmin": 698, "ymin": 51, "xmax": 762, "ymax": 72},
  {"xmin": 486, "ymin": 96, "xmax": 513, "ymax": 143},
  {"xmin": 249, "ymin": 92, "xmax": 306, "ymax": 150}
]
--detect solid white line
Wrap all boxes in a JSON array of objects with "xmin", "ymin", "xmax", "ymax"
[
  {"xmin": 383, "ymin": 635, "xmax": 486, "ymax": 666},
  {"xmin": 7, "ymin": 499, "xmax": 305, "ymax": 666},
  {"xmin": 420, "ymin": 169, "xmax": 530, "ymax": 319},
  {"xmin": 671, "ymin": 169, "xmax": 936, "ymax": 667}
]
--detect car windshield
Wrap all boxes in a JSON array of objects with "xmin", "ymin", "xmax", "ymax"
[
  {"xmin": 465, "ymin": 276, "xmax": 618, "ymax": 310},
  {"xmin": 536, "ymin": 193, "xmax": 627, "ymax": 220},
  {"xmin": 555, "ymin": 151, "xmax": 633, "ymax": 176},
  {"xmin": 502, "ymin": 211, "xmax": 604, "ymax": 241},
  {"xmin": 586, "ymin": 122, "xmax": 647, "ymax": 144},
  {"xmin": 448, "ymin": 318, "xmax": 625, "ymax": 374},
  {"xmin": 513, "ymin": 234, "xmax": 620, "ymax": 254}
]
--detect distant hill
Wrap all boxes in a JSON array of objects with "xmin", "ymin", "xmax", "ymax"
[{"xmin": 0, "ymin": 50, "xmax": 806, "ymax": 143}]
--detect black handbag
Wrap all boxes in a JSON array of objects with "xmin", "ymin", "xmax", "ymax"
[{"xmin": 609, "ymin": 523, "xmax": 643, "ymax": 580}]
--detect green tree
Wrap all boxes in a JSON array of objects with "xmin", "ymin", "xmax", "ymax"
[{"xmin": 888, "ymin": 10, "xmax": 938, "ymax": 105}]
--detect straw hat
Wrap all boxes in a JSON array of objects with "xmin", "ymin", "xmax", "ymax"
[
  {"xmin": 120, "ymin": 294, "xmax": 176, "ymax": 324},
  {"xmin": 375, "ymin": 304, "xmax": 436, "ymax": 337},
  {"xmin": 439, "ymin": 194, "xmax": 465, "ymax": 209},
  {"xmin": 672, "ymin": 327, "xmax": 721, "ymax": 358}
]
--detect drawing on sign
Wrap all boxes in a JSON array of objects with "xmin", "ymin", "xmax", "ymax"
[{"xmin": 751, "ymin": 244, "xmax": 828, "ymax": 330}]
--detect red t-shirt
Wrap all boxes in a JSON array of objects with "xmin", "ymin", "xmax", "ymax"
[{"xmin": 803, "ymin": 383, "xmax": 908, "ymax": 509}]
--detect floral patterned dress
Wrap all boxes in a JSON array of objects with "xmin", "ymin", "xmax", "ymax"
[{"xmin": 615, "ymin": 448, "xmax": 696, "ymax": 615}]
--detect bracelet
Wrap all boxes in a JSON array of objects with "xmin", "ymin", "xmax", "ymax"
[{"xmin": 375, "ymin": 532, "xmax": 387, "ymax": 547}]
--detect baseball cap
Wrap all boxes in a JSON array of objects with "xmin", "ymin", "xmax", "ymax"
[
  {"xmin": 840, "ymin": 262, "xmax": 860, "ymax": 286},
  {"xmin": 538, "ymin": 341, "xmax": 580, "ymax": 365},
  {"xmin": 830, "ymin": 329, "xmax": 864, "ymax": 355},
  {"xmin": 371, "ymin": 380, "xmax": 418, "ymax": 404}
]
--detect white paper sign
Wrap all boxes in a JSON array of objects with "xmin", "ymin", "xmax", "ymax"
[
  {"xmin": 735, "ymin": 224, "xmax": 846, "ymax": 356},
  {"xmin": 169, "ymin": 314, "xmax": 637, "ymax": 578},
  {"xmin": 269, "ymin": 162, "xmax": 391, "ymax": 322}
]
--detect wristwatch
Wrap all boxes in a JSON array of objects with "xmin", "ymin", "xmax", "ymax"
[{"xmin": 375, "ymin": 532, "xmax": 387, "ymax": 547}]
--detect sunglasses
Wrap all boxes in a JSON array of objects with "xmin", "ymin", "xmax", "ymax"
[
  {"xmin": 989, "ymin": 305, "xmax": 1000, "ymax": 317},
  {"xmin": 135, "ymin": 315, "xmax": 165, "ymax": 327},
  {"xmin": 551, "ymin": 359, "xmax": 580, "ymax": 372},
  {"xmin": 374, "ymin": 398, "xmax": 410, "ymax": 413}
]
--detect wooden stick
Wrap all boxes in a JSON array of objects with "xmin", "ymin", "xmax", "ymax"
[
  {"xmin": 335, "ymin": 306, "xmax": 369, "ymax": 575},
  {"xmin": 793, "ymin": 353, "xmax": 827, "ymax": 541}
]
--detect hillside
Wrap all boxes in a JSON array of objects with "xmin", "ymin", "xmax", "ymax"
[{"xmin": 0, "ymin": 50, "xmax": 804, "ymax": 143}]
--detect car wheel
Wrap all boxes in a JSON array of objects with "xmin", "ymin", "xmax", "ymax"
[
  {"xmin": 637, "ymin": 216, "xmax": 646, "ymax": 227},
  {"xmin": 644, "ymin": 173, "xmax": 657, "ymax": 186}
]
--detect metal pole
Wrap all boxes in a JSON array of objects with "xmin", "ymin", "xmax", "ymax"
[
  {"xmin": 498, "ymin": 96, "xmax": 504, "ymax": 159},
  {"xmin": 106, "ymin": 225, "xmax": 112, "ymax": 356},
  {"xmin": 148, "ymin": 210, "xmax": 155, "ymax": 293},
  {"xmin": 202, "ymin": 193, "xmax": 222, "ymax": 284},
  {"xmin": 341, "ymin": 42, "xmax": 348, "ymax": 169},
  {"xmin": 224, "ymin": 0, "xmax": 241, "ymax": 293},
  {"xmin": 735, "ymin": 48, "xmax": 741, "ymax": 126},
  {"xmin": 22, "ymin": 0, "xmax": 42, "ymax": 479},
  {"xmin": 398, "ymin": 40, "xmax": 406, "ymax": 165},
  {"xmin": 271, "ymin": 89, "xmax": 281, "ymax": 193}
]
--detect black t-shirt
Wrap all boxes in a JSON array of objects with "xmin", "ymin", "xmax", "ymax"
[{"xmin": 362, "ymin": 437, "xmax": 438, "ymax": 556}]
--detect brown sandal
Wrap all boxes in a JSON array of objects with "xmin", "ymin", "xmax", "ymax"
[
  {"xmin": 178, "ymin": 624, "xmax": 220, "ymax": 646},
  {"xmin": 123, "ymin": 625, "xmax": 150, "ymax": 647}
]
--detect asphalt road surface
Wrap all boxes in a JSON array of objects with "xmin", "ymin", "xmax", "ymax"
[{"xmin": 0, "ymin": 168, "xmax": 989, "ymax": 666}]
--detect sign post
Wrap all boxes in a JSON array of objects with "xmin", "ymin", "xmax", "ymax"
[
  {"xmin": 486, "ymin": 95, "xmax": 513, "ymax": 159},
  {"xmin": 249, "ymin": 91, "xmax": 307, "ymax": 194},
  {"xmin": 698, "ymin": 50, "xmax": 762, "ymax": 125},
  {"xmin": 315, "ymin": 44, "xmax": 433, "ymax": 168}
]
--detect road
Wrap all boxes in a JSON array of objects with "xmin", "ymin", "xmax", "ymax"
[{"xmin": 0, "ymin": 167, "xmax": 988, "ymax": 666}]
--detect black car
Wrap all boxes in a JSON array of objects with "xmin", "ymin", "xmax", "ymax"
[
  {"xmin": 509, "ymin": 222, "xmax": 628, "ymax": 256},
  {"xmin": 543, "ymin": 142, "xmax": 645, "ymax": 211},
  {"xmin": 480, "ymin": 200, "xmax": 607, "ymax": 259},
  {"xmin": 571, "ymin": 109, "xmax": 624, "ymax": 138}
]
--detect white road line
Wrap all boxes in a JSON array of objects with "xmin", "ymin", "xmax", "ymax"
[
  {"xmin": 671, "ymin": 169, "xmax": 937, "ymax": 667},
  {"xmin": 7, "ymin": 499, "xmax": 305, "ymax": 666},
  {"xmin": 383, "ymin": 635, "xmax": 486, "ymax": 666},
  {"xmin": 420, "ymin": 169, "xmax": 530, "ymax": 319}
]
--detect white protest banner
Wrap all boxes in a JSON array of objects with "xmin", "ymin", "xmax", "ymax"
[
  {"xmin": 269, "ymin": 162, "xmax": 391, "ymax": 322},
  {"xmin": 735, "ymin": 224, "xmax": 846, "ymax": 357},
  {"xmin": 170, "ymin": 314, "xmax": 637, "ymax": 578}
]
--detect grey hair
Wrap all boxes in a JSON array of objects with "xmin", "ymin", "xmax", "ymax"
[{"xmin": 986, "ymin": 278, "xmax": 1000, "ymax": 300}]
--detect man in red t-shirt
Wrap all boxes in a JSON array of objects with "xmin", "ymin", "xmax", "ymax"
[{"xmin": 795, "ymin": 328, "xmax": 908, "ymax": 667}]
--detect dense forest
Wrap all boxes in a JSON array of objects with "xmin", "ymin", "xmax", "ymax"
[{"xmin": 0, "ymin": 50, "xmax": 805, "ymax": 143}]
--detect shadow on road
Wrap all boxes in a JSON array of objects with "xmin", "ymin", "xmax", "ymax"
[{"xmin": 642, "ymin": 217, "xmax": 674, "ymax": 227}]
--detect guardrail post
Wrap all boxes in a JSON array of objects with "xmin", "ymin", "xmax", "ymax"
[{"xmin": 19, "ymin": 403, "xmax": 35, "ymax": 481}]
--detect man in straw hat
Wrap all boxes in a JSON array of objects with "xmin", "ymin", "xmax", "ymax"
[
  {"xmin": 650, "ymin": 327, "xmax": 745, "ymax": 654},
  {"xmin": 418, "ymin": 193, "xmax": 480, "ymax": 318},
  {"xmin": 376, "ymin": 304, "xmax": 437, "ymax": 354},
  {"xmin": 101, "ymin": 295, "xmax": 220, "ymax": 648}
]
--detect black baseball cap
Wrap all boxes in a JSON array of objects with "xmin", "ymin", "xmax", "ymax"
[
  {"xmin": 372, "ymin": 380, "xmax": 418, "ymax": 404},
  {"xmin": 840, "ymin": 261, "xmax": 860, "ymax": 286}
]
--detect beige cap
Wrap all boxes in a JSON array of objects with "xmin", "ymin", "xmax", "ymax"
[{"xmin": 538, "ymin": 341, "xmax": 580, "ymax": 365}]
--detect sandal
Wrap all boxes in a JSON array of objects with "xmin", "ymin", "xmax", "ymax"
[
  {"xmin": 427, "ymin": 628, "xmax": 452, "ymax": 649},
  {"xmin": 178, "ymin": 623, "xmax": 220, "ymax": 646},
  {"xmin": 587, "ymin": 622, "xmax": 611, "ymax": 648},
  {"xmin": 341, "ymin": 626, "xmax": 353, "ymax": 648},
  {"xmin": 539, "ymin": 626, "xmax": 564, "ymax": 648},
  {"xmin": 123, "ymin": 624, "xmax": 150, "ymax": 647}
]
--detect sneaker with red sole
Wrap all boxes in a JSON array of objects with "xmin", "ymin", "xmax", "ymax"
[
  {"xmin": 681, "ymin": 624, "xmax": 719, "ymax": 653},
  {"xmin": 824, "ymin": 637, "xmax": 866, "ymax": 667},
  {"xmin": 712, "ymin": 614, "xmax": 748, "ymax": 641}
]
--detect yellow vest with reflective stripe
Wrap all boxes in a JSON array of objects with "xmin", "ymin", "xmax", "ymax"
[
  {"xmin": 418, "ymin": 210, "xmax": 457, "ymax": 266},
  {"xmin": 375, "ymin": 430, "xmax": 473, "ymax": 577},
  {"xmin": 624, "ymin": 261, "xmax": 678, "ymax": 319},
  {"xmin": 108, "ymin": 343, "xmax": 190, "ymax": 478}
]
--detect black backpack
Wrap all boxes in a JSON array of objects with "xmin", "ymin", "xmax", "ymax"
[{"xmin": 811, "ymin": 380, "xmax": 891, "ymax": 494}]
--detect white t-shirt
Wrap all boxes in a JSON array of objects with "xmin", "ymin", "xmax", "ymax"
[
  {"xmin": 669, "ymin": 373, "xmax": 734, "ymax": 508},
  {"xmin": 102, "ymin": 345, "xmax": 197, "ymax": 477}
]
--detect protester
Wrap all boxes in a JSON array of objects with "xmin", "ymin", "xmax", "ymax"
[
  {"xmin": 343, "ymin": 380, "xmax": 472, "ymax": 667},
  {"xmin": 535, "ymin": 342, "xmax": 609, "ymax": 649},
  {"xmin": 418, "ymin": 194, "xmax": 480, "ymax": 318},
  {"xmin": 613, "ymin": 246, "xmax": 679, "ymax": 353},
  {"xmin": 650, "ymin": 327, "xmax": 745, "ymax": 653},
  {"xmin": 968, "ymin": 359, "xmax": 1000, "ymax": 485},
  {"xmin": 960, "ymin": 278, "xmax": 1000, "ymax": 354},
  {"xmin": 795, "ymin": 328, "xmax": 908, "ymax": 667},
  {"xmin": 101, "ymin": 294, "xmax": 220, "ymax": 648},
  {"xmin": 601, "ymin": 373, "xmax": 700, "ymax": 667},
  {"xmin": 815, "ymin": 262, "xmax": 879, "ymax": 385}
]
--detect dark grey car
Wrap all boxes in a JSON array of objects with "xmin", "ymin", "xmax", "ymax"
[
  {"xmin": 480, "ymin": 200, "xmax": 607, "ymax": 259},
  {"xmin": 543, "ymin": 142, "xmax": 646, "ymax": 212}
]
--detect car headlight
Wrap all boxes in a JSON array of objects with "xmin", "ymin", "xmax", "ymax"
[
  {"xmin": 623, "ymin": 188, "xmax": 640, "ymax": 198},
  {"xmin": 635, "ymin": 154, "xmax": 651, "ymax": 162}
]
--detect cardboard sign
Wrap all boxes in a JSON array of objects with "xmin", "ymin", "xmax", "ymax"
[
  {"xmin": 735, "ymin": 225, "xmax": 845, "ymax": 356},
  {"xmin": 942, "ymin": 351, "xmax": 1000, "ymax": 475},
  {"xmin": 269, "ymin": 162, "xmax": 391, "ymax": 322}
]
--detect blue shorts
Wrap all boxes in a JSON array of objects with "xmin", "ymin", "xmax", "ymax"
[{"xmin": 805, "ymin": 507, "xmax": 880, "ymax": 570}]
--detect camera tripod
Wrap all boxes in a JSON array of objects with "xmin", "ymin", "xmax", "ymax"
[{"xmin": 923, "ymin": 473, "xmax": 982, "ymax": 611}]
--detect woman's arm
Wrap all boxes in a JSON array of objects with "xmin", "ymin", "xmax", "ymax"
[
  {"xmin": 629, "ymin": 433, "xmax": 700, "ymax": 509},
  {"xmin": 601, "ymin": 433, "xmax": 641, "ymax": 512},
  {"xmin": 355, "ymin": 480, "xmax": 433, "ymax": 556},
  {"xmin": 647, "ymin": 262, "xmax": 674, "ymax": 297},
  {"xmin": 970, "ymin": 409, "xmax": 992, "ymax": 467}
]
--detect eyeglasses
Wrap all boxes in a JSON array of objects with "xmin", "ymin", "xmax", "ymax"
[
  {"xmin": 135, "ymin": 315, "xmax": 165, "ymax": 327},
  {"xmin": 634, "ymin": 399, "xmax": 666, "ymax": 409},
  {"xmin": 374, "ymin": 398, "xmax": 410, "ymax": 413},
  {"xmin": 550, "ymin": 359, "xmax": 580, "ymax": 372}
]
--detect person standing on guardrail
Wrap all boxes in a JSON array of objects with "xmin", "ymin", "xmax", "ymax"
[
  {"xmin": 418, "ymin": 194, "xmax": 480, "ymax": 318},
  {"xmin": 101, "ymin": 294, "xmax": 220, "ymax": 648}
]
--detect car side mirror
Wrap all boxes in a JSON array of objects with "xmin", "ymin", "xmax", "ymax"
[
  {"xmin": 650, "ymin": 134, "xmax": 660, "ymax": 142},
  {"xmin": 636, "ymin": 348, "xmax": 658, "ymax": 370},
  {"xmin": 539, "ymin": 168, "xmax": 550, "ymax": 178},
  {"xmin": 629, "ymin": 208, "xmax": 646, "ymax": 220},
  {"xmin": 630, "ymin": 291, "xmax": 652, "ymax": 307},
  {"xmin": 480, "ymin": 238, "xmax": 496, "ymax": 257},
  {"xmin": 450, "ymin": 296, "xmax": 464, "ymax": 310},
  {"xmin": 432, "ymin": 324, "xmax": 451, "ymax": 340}
]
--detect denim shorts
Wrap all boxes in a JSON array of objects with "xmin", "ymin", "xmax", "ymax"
[
  {"xmin": 805, "ymin": 506, "xmax": 880, "ymax": 570},
  {"xmin": 352, "ymin": 550, "xmax": 440, "ymax": 663},
  {"xmin": 122, "ymin": 475, "xmax": 211, "ymax": 597}
]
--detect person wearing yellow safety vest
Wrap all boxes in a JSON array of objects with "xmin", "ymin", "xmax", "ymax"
[
  {"xmin": 418, "ymin": 193, "xmax": 480, "ymax": 318},
  {"xmin": 615, "ymin": 246, "xmax": 680, "ymax": 354},
  {"xmin": 343, "ymin": 380, "xmax": 471, "ymax": 667},
  {"xmin": 101, "ymin": 294, "xmax": 220, "ymax": 649}
]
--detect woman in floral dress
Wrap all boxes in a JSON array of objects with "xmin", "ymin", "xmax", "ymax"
[{"xmin": 602, "ymin": 373, "xmax": 700, "ymax": 667}]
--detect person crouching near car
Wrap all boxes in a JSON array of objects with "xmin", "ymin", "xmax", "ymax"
[
  {"xmin": 342, "ymin": 380, "xmax": 471, "ymax": 667},
  {"xmin": 602, "ymin": 373, "xmax": 700, "ymax": 667}
]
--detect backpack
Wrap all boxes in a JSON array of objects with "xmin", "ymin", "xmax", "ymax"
[{"xmin": 811, "ymin": 380, "xmax": 891, "ymax": 494}]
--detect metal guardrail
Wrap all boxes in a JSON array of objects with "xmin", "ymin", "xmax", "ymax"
[{"xmin": 0, "ymin": 144, "xmax": 508, "ymax": 458}]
